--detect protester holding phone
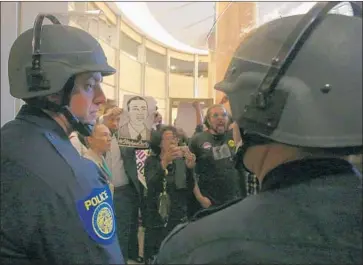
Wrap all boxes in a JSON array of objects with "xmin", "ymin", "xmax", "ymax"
[{"xmin": 143, "ymin": 126, "xmax": 204, "ymax": 264}]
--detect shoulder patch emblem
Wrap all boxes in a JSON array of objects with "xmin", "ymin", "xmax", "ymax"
[{"xmin": 76, "ymin": 185, "xmax": 116, "ymax": 245}]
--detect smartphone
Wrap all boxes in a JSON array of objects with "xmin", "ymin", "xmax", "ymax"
[{"xmin": 179, "ymin": 145, "xmax": 189, "ymax": 155}]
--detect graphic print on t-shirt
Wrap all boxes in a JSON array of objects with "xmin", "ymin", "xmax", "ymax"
[{"xmin": 212, "ymin": 144, "xmax": 231, "ymax": 160}]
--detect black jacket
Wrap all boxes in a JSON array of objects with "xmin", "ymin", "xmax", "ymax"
[
  {"xmin": 1, "ymin": 105, "xmax": 123, "ymax": 264},
  {"xmin": 155, "ymin": 158, "xmax": 362, "ymax": 264},
  {"xmin": 144, "ymin": 155, "xmax": 195, "ymax": 229}
]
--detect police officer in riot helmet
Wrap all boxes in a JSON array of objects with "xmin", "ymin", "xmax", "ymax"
[
  {"xmin": 1, "ymin": 15, "xmax": 123, "ymax": 264},
  {"xmin": 155, "ymin": 2, "xmax": 362, "ymax": 264}
]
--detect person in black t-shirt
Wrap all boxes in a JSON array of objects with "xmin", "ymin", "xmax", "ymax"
[{"xmin": 189, "ymin": 104, "xmax": 246, "ymax": 209}]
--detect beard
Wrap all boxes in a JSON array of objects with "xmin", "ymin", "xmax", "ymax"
[{"xmin": 211, "ymin": 123, "xmax": 226, "ymax": 135}]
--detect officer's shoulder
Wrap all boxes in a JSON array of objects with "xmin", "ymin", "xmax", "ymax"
[
  {"xmin": 1, "ymin": 155, "xmax": 53, "ymax": 200},
  {"xmin": 191, "ymin": 197, "xmax": 243, "ymax": 221},
  {"xmin": 156, "ymin": 197, "xmax": 257, "ymax": 263},
  {"xmin": 1, "ymin": 119, "xmax": 43, "ymax": 156},
  {"xmin": 1, "ymin": 119, "xmax": 76, "ymax": 190},
  {"xmin": 2, "ymin": 121, "xmax": 49, "ymax": 189},
  {"xmin": 161, "ymin": 198, "xmax": 243, "ymax": 247}
]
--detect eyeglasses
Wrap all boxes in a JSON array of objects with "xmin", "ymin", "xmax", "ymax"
[
  {"xmin": 210, "ymin": 112, "xmax": 228, "ymax": 119},
  {"xmin": 164, "ymin": 136, "xmax": 178, "ymax": 142}
]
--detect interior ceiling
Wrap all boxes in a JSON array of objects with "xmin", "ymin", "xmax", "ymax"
[
  {"xmin": 145, "ymin": 2, "xmax": 215, "ymax": 50},
  {"xmin": 144, "ymin": 2, "xmax": 312, "ymax": 50},
  {"xmin": 113, "ymin": 2, "xmax": 353, "ymax": 52}
]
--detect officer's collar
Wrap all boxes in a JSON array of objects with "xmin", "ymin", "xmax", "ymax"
[
  {"xmin": 16, "ymin": 104, "xmax": 69, "ymax": 139},
  {"xmin": 260, "ymin": 157, "xmax": 357, "ymax": 192}
]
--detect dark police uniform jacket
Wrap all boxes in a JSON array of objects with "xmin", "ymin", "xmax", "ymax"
[
  {"xmin": 0, "ymin": 105, "xmax": 123, "ymax": 264},
  {"xmin": 155, "ymin": 158, "xmax": 362, "ymax": 264}
]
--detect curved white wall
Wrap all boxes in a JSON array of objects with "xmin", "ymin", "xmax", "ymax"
[{"xmin": 110, "ymin": 2, "xmax": 208, "ymax": 55}]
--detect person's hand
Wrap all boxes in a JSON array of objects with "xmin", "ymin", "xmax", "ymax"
[
  {"xmin": 104, "ymin": 107, "xmax": 123, "ymax": 121},
  {"xmin": 192, "ymin": 101, "xmax": 201, "ymax": 110},
  {"xmin": 161, "ymin": 145, "xmax": 183, "ymax": 169},
  {"xmin": 176, "ymin": 127, "xmax": 186, "ymax": 139},
  {"xmin": 219, "ymin": 95, "xmax": 229, "ymax": 105},
  {"xmin": 153, "ymin": 111, "xmax": 162, "ymax": 124},
  {"xmin": 198, "ymin": 196, "xmax": 212, "ymax": 209},
  {"xmin": 181, "ymin": 146, "xmax": 192, "ymax": 156},
  {"xmin": 169, "ymin": 145, "xmax": 184, "ymax": 160},
  {"xmin": 182, "ymin": 146, "xmax": 196, "ymax": 169}
]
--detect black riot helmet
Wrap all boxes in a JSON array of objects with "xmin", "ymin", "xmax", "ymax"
[
  {"xmin": 8, "ymin": 13, "xmax": 116, "ymax": 136},
  {"xmin": 215, "ymin": 2, "xmax": 362, "ymax": 156}
]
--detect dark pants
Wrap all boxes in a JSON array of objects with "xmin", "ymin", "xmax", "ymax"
[
  {"xmin": 144, "ymin": 226, "xmax": 167, "ymax": 264},
  {"xmin": 144, "ymin": 190, "xmax": 189, "ymax": 263},
  {"xmin": 128, "ymin": 199, "xmax": 140, "ymax": 260},
  {"xmin": 113, "ymin": 185, "xmax": 140, "ymax": 262}
]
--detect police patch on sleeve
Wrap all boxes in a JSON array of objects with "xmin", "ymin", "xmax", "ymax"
[{"xmin": 76, "ymin": 185, "xmax": 116, "ymax": 245}]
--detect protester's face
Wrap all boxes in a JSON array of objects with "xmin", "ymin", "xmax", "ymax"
[
  {"xmin": 176, "ymin": 127, "xmax": 185, "ymax": 139},
  {"xmin": 69, "ymin": 72, "xmax": 106, "ymax": 125},
  {"xmin": 88, "ymin": 124, "xmax": 112, "ymax": 154},
  {"xmin": 154, "ymin": 111, "xmax": 162, "ymax": 124},
  {"xmin": 208, "ymin": 106, "xmax": 228, "ymax": 134},
  {"xmin": 129, "ymin": 99, "xmax": 148, "ymax": 125},
  {"xmin": 105, "ymin": 114, "xmax": 121, "ymax": 131},
  {"xmin": 161, "ymin": 130, "xmax": 178, "ymax": 152}
]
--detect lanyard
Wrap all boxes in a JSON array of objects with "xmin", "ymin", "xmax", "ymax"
[{"xmin": 101, "ymin": 156, "xmax": 113, "ymax": 181}]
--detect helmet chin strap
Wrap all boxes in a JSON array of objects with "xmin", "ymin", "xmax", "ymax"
[
  {"xmin": 31, "ymin": 98, "xmax": 93, "ymax": 137},
  {"xmin": 235, "ymin": 141, "xmax": 254, "ymax": 174},
  {"xmin": 59, "ymin": 76, "xmax": 93, "ymax": 137},
  {"xmin": 235, "ymin": 130, "xmax": 272, "ymax": 174},
  {"xmin": 60, "ymin": 106, "xmax": 93, "ymax": 137}
]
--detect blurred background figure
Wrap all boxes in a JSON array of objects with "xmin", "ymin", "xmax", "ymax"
[
  {"xmin": 188, "ymin": 104, "xmax": 246, "ymax": 211},
  {"xmin": 83, "ymin": 123, "xmax": 114, "ymax": 195},
  {"xmin": 100, "ymin": 105, "xmax": 144, "ymax": 264}
]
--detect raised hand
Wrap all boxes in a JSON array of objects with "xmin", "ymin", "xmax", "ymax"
[
  {"xmin": 182, "ymin": 146, "xmax": 196, "ymax": 169},
  {"xmin": 104, "ymin": 107, "xmax": 123, "ymax": 120}
]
